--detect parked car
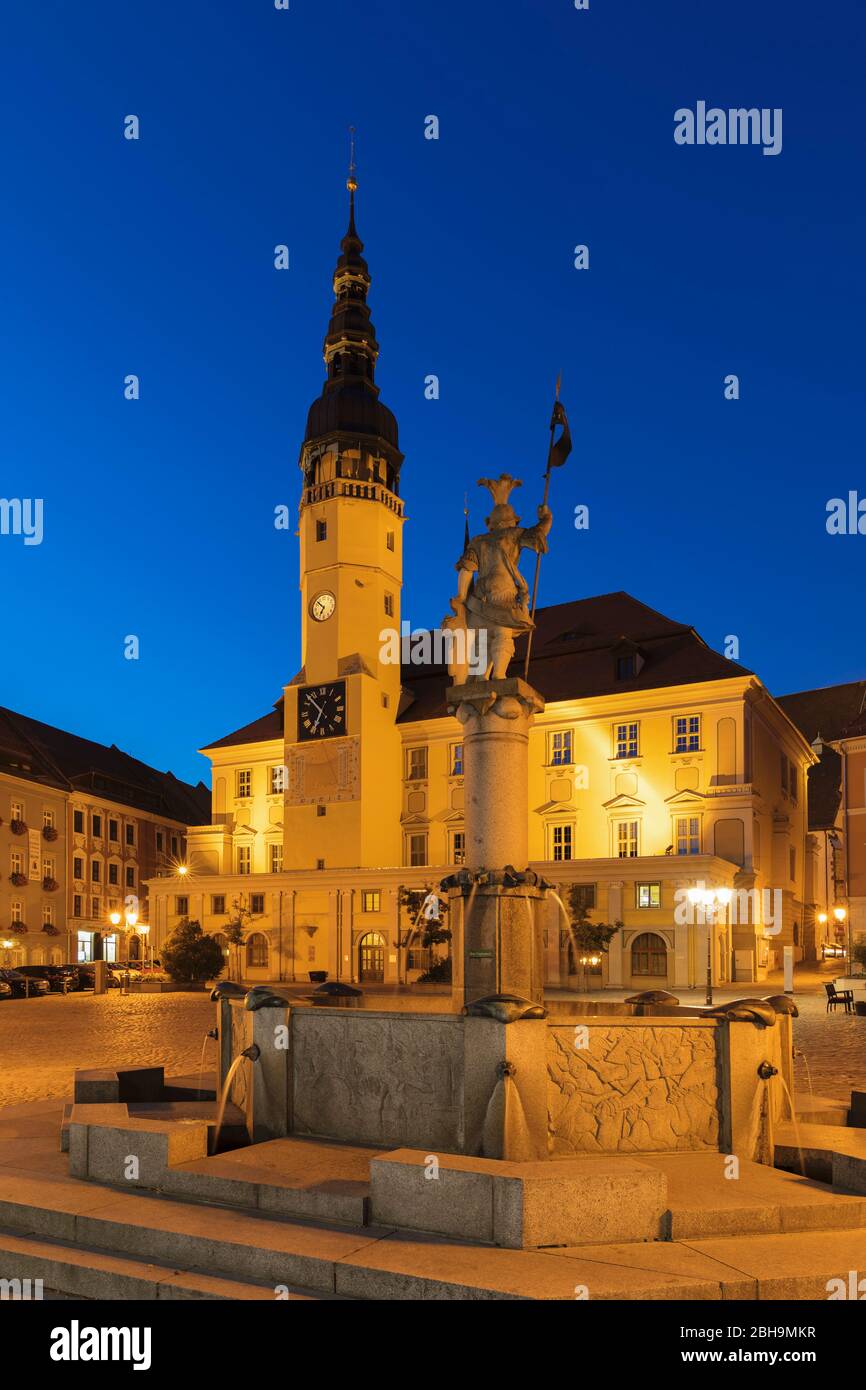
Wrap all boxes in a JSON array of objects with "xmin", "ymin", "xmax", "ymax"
[
  {"xmin": 0, "ymin": 979, "xmax": 11, "ymax": 1000},
  {"xmin": 75, "ymin": 963, "xmax": 121, "ymax": 989},
  {"xmin": 17, "ymin": 965, "xmax": 80, "ymax": 993},
  {"xmin": 0, "ymin": 968, "xmax": 50, "ymax": 998}
]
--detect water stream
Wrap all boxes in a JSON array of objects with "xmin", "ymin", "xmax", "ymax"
[{"xmin": 211, "ymin": 1051, "xmax": 255, "ymax": 1155}]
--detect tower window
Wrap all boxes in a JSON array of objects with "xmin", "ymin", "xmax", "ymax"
[
  {"xmin": 316, "ymin": 519, "xmax": 327, "ymax": 542},
  {"xmin": 384, "ymin": 593, "xmax": 394, "ymax": 617},
  {"xmin": 386, "ymin": 530, "xmax": 395, "ymax": 551}
]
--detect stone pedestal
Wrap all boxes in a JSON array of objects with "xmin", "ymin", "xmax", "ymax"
[
  {"xmin": 448, "ymin": 677, "xmax": 544, "ymax": 870},
  {"xmin": 446, "ymin": 678, "xmax": 547, "ymax": 1011}
]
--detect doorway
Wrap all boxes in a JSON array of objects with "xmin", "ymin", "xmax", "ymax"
[{"xmin": 358, "ymin": 932, "xmax": 385, "ymax": 983}]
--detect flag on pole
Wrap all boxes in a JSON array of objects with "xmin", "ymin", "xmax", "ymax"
[{"xmin": 549, "ymin": 400, "xmax": 572, "ymax": 469}]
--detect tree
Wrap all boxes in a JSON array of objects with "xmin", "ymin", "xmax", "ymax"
[
  {"xmin": 161, "ymin": 918, "xmax": 225, "ymax": 984},
  {"xmin": 562, "ymin": 885, "xmax": 622, "ymax": 965},
  {"xmin": 225, "ymin": 899, "xmax": 252, "ymax": 979}
]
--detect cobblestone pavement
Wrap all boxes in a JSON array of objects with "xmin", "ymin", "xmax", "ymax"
[
  {"xmin": 0, "ymin": 991, "xmax": 213, "ymax": 1109},
  {"xmin": 791, "ymin": 991, "xmax": 866, "ymax": 1104}
]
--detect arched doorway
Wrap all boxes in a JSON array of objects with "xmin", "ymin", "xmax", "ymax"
[
  {"xmin": 246, "ymin": 933, "xmax": 269, "ymax": 970},
  {"xmin": 129, "ymin": 935, "xmax": 141, "ymax": 961},
  {"xmin": 630, "ymin": 932, "xmax": 668, "ymax": 981},
  {"xmin": 358, "ymin": 932, "xmax": 385, "ymax": 983}
]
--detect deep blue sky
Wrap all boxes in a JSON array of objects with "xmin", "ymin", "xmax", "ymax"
[{"xmin": 1, "ymin": 0, "xmax": 863, "ymax": 786}]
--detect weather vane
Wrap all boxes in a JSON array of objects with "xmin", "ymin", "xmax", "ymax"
[{"xmin": 347, "ymin": 126, "xmax": 357, "ymax": 193}]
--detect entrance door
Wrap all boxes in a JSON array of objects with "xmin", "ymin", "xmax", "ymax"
[{"xmin": 359, "ymin": 932, "xmax": 385, "ymax": 983}]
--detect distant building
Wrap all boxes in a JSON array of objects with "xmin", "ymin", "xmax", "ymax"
[
  {"xmin": 0, "ymin": 706, "xmax": 209, "ymax": 967},
  {"xmin": 147, "ymin": 185, "xmax": 817, "ymax": 990},
  {"xmin": 776, "ymin": 680, "xmax": 866, "ymax": 959}
]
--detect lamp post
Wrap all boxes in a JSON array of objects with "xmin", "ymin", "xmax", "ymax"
[
  {"xmin": 138, "ymin": 923, "xmax": 152, "ymax": 972},
  {"xmin": 834, "ymin": 905, "xmax": 848, "ymax": 969},
  {"xmin": 688, "ymin": 886, "xmax": 732, "ymax": 1005}
]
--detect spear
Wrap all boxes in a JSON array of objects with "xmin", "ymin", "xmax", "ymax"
[{"xmin": 523, "ymin": 375, "xmax": 571, "ymax": 682}]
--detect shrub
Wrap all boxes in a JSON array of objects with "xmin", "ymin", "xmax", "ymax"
[
  {"xmin": 417, "ymin": 957, "xmax": 452, "ymax": 984},
  {"xmin": 161, "ymin": 918, "xmax": 225, "ymax": 984}
]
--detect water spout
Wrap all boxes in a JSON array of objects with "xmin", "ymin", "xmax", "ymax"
[
  {"xmin": 211, "ymin": 1044, "xmax": 260, "ymax": 1153},
  {"xmin": 481, "ymin": 1060, "xmax": 537, "ymax": 1161}
]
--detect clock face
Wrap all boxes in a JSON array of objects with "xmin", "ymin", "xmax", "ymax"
[
  {"xmin": 297, "ymin": 681, "xmax": 347, "ymax": 741},
  {"xmin": 310, "ymin": 591, "xmax": 336, "ymax": 622}
]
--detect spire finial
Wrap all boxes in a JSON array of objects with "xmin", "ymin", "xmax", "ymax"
[{"xmin": 347, "ymin": 126, "xmax": 357, "ymax": 194}]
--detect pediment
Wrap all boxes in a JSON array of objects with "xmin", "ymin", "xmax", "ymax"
[
  {"xmin": 602, "ymin": 793, "xmax": 645, "ymax": 811},
  {"xmin": 664, "ymin": 788, "xmax": 705, "ymax": 806}
]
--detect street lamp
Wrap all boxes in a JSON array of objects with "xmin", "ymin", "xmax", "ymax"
[
  {"xmin": 138, "ymin": 923, "xmax": 152, "ymax": 971},
  {"xmin": 688, "ymin": 886, "xmax": 732, "ymax": 1006},
  {"xmin": 833, "ymin": 906, "xmax": 849, "ymax": 965}
]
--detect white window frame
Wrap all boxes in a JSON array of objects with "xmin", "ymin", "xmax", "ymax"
[
  {"xmin": 636, "ymin": 882, "xmax": 661, "ymax": 909},
  {"xmin": 674, "ymin": 714, "xmax": 701, "ymax": 753},
  {"xmin": 615, "ymin": 819, "xmax": 640, "ymax": 858},
  {"xmin": 550, "ymin": 822, "xmax": 574, "ymax": 862},
  {"xmin": 236, "ymin": 769, "xmax": 252, "ymax": 799},
  {"xmin": 237, "ymin": 845, "xmax": 252, "ymax": 875},
  {"xmin": 548, "ymin": 729, "xmax": 574, "ymax": 767},
  {"xmin": 674, "ymin": 814, "xmax": 701, "ymax": 856},
  {"xmin": 614, "ymin": 722, "xmax": 639, "ymax": 760}
]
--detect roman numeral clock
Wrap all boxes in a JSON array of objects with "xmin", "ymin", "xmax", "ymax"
[{"xmin": 296, "ymin": 681, "xmax": 347, "ymax": 742}]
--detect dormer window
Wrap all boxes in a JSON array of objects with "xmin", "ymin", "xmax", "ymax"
[{"xmin": 616, "ymin": 655, "xmax": 636, "ymax": 680}]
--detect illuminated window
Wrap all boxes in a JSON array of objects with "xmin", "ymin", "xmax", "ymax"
[
  {"xmin": 406, "ymin": 747, "xmax": 428, "ymax": 780},
  {"xmin": 451, "ymin": 831, "xmax": 465, "ymax": 865},
  {"xmin": 637, "ymin": 882, "xmax": 661, "ymax": 908},
  {"xmin": 270, "ymin": 844, "xmax": 283, "ymax": 874},
  {"xmin": 237, "ymin": 846, "xmax": 251, "ymax": 875},
  {"xmin": 674, "ymin": 715, "xmax": 701, "ymax": 752},
  {"xmin": 362, "ymin": 891, "xmax": 381, "ymax": 912},
  {"xmin": 631, "ymin": 932, "xmax": 667, "ymax": 976},
  {"xmin": 270, "ymin": 765, "xmax": 286, "ymax": 795},
  {"xmin": 43, "ymin": 808, "xmax": 55, "ymax": 830},
  {"xmin": 450, "ymin": 743, "xmax": 464, "ymax": 776},
  {"xmin": 614, "ymin": 723, "xmax": 639, "ymax": 759}
]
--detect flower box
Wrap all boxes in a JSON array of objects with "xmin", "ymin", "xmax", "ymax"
[
  {"xmin": 10, "ymin": 924, "xmax": 28, "ymax": 935},
  {"xmin": 42, "ymin": 826, "xmax": 59, "ymax": 842},
  {"xmin": 42, "ymin": 877, "xmax": 59, "ymax": 892},
  {"xmin": 42, "ymin": 924, "xmax": 59, "ymax": 936},
  {"xmin": 9, "ymin": 872, "xmax": 27, "ymax": 888},
  {"xmin": 9, "ymin": 820, "xmax": 27, "ymax": 836}
]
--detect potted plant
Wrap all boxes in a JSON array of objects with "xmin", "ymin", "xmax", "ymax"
[
  {"xmin": 9, "ymin": 872, "xmax": 27, "ymax": 888},
  {"xmin": 42, "ymin": 923, "xmax": 59, "ymax": 936},
  {"xmin": 42, "ymin": 876, "xmax": 59, "ymax": 892},
  {"xmin": 42, "ymin": 825, "xmax": 59, "ymax": 842},
  {"xmin": 11, "ymin": 922, "xmax": 28, "ymax": 935},
  {"xmin": 9, "ymin": 819, "xmax": 27, "ymax": 836}
]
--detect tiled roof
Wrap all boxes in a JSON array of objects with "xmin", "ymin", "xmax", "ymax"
[
  {"xmin": 205, "ymin": 592, "xmax": 753, "ymax": 746},
  {"xmin": 0, "ymin": 706, "xmax": 210, "ymax": 825},
  {"xmin": 776, "ymin": 681, "xmax": 866, "ymax": 744}
]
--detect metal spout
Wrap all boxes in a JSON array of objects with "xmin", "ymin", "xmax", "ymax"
[{"xmin": 757, "ymin": 1061, "xmax": 778, "ymax": 1081}]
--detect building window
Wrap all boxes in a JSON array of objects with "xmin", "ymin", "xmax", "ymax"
[
  {"xmin": 631, "ymin": 932, "xmax": 667, "ymax": 977},
  {"xmin": 450, "ymin": 743, "xmax": 464, "ymax": 777},
  {"xmin": 406, "ymin": 833, "xmax": 428, "ymax": 867},
  {"xmin": 315, "ymin": 519, "xmax": 327, "ymax": 541},
  {"xmin": 11, "ymin": 801, "xmax": 24, "ymax": 822},
  {"xmin": 77, "ymin": 930, "xmax": 92, "ymax": 963},
  {"xmin": 270, "ymin": 844, "xmax": 283, "ymax": 874},
  {"xmin": 126, "ymin": 824, "xmax": 135, "ymax": 846},
  {"xmin": 91, "ymin": 861, "xmax": 101, "ymax": 883},
  {"xmin": 381, "ymin": 693, "xmax": 390, "ymax": 709},
  {"xmin": 406, "ymin": 747, "xmax": 428, "ymax": 781},
  {"xmin": 675, "ymin": 816, "xmax": 700, "ymax": 855},
  {"xmin": 125, "ymin": 867, "xmax": 135, "ymax": 889},
  {"xmin": 42, "ymin": 856, "xmax": 55, "ymax": 879},
  {"xmin": 386, "ymin": 530, "xmax": 395, "ymax": 551},
  {"xmin": 109, "ymin": 818, "xmax": 119, "ymax": 842},
  {"xmin": 43, "ymin": 903, "xmax": 55, "ymax": 928},
  {"xmin": 108, "ymin": 863, "xmax": 119, "ymax": 886},
  {"xmin": 73, "ymin": 809, "xmax": 84, "ymax": 834},
  {"xmin": 451, "ymin": 831, "xmax": 465, "ymax": 865},
  {"xmin": 237, "ymin": 846, "xmax": 251, "ymax": 875},
  {"xmin": 11, "ymin": 900, "xmax": 23, "ymax": 924},
  {"xmin": 789, "ymin": 764, "xmax": 798, "ymax": 805},
  {"xmin": 790, "ymin": 846, "xmax": 796, "ymax": 881},
  {"xmin": 616, "ymin": 655, "xmax": 636, "ymax": 680},
  {"xmin": 92, "ymin": 814, "xmax": 102, "ymax": 838},
  {"xmin": 171, "ymin": 835, "xmax": 179, "ymax": 857},
  {"xmin": 11, "ymin": 850, "xmax": 23, "ymax": 875},
  {"xmin": 236, "ymin": 769, "xmax": 252, "ymax": 799},
  {"xmin": 551, "ymin": 824, "xmax": 574, "ymax": 861},
  {"xmin": 362, "ymin": 891, "xmax": 381, "ymax": 912},
  {"xmin": 637, "ymin": 882, "xmax": 661, "ymax": 909},
  {"xmin": 316, "ymin": 858, "xmax": 325, "ymax": 870},
  {"xmin": 384, "ymin": 592, "xmax": 394, "ymax": 617},
  {"xmin": 173, "ymin": 895, "xmax": 188, "ymax": 916},
  {"xmin": 270, "ymin": 765, "xmax": 286, "ymax": 795},
  {"xmin": 549, "ymin": 730, "xmax": 574, "ymax": 766},
  {"xmin": 156, "ymin": 831, "xmax": 164, "ymax": 852},
  {"xmin": 73, "ymin": 894, "xmax": 82, "ymax": 918},
  {"xmin": 317, "ymin": 805, "xmax": 326, "ymax": 817},
  {"xmin": 250, "ymin": 893, "xmax": 265, "ymax": 914},
  {"xmin": 571, "ymin": 884, "xmax": 596, "ymax": 912},
  {"xmin": 246, "ymin": 933, "xmax": 269, "ymax": 968},
  {"xmin": 674, "ymin": 715, "xmax": 701, "ymax": 752},
  {"xmin": 617, "ymin": 820, "xmax": 639, "ymax": 858},
  {"xmin": 73, "ymin": 856, "xmax": 83, "ymax": 879},
  {"xmin": 43, "ymin": 808, "xmax": 56, "ymax": 830},
  {"xmin": 212, "ymin": 895, "xmax": 226, "ymax": 916},
  {"xmin": 614, "ymin": 722, "xmax": 639, "ymax": 759}
]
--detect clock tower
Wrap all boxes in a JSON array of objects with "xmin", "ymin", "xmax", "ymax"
[{"xmin": 282, "ymin": 162, "xmax": 405, "ymax": 869}]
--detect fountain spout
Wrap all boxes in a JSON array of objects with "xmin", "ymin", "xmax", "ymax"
[
  {"xmin": 757, "ymin": 1060, "xmax": 778, "ymax": 1081},
  {"xmin": 241, "ymin": 1044, "xmax": 261, "ymax": 1063}
]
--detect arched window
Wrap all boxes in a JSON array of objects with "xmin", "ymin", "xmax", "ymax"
[
  {"xmin": 128, "ymin": 935, "xmax": 141, "ymax": 960},
  {"xmin": 631, "ymin": 932, "xmax": 667, "ymax": 977},
  {"xmin": 358, "ymin": 931, "xmax": 385, "ymax": 983},
  {"xmin": 213, "ymin": 932, "xmax": 228, "ymax": 957},
  {"xmin": 246, "ymin": 933, "xmax": 268, "ymax": 968}
]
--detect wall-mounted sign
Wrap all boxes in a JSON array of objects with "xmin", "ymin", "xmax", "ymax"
[{"xmin": 28, "ymin": 830, "xmax": 41, "ymax": 880}]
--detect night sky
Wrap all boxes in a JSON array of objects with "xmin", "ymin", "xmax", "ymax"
[{"xmin": 1, "ymin": 0, "xmax": 863, "ymax": 785}]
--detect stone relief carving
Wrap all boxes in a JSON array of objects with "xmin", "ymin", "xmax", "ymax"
[{"xmin": 547, "ymin": 1025, "xmax": 720, "ymax": 1154}]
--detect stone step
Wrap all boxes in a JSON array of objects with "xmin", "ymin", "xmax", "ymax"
[
  {"xmin": 795, "ymin": 1096, "xmax": 851, "ymax": 1128},
  {"xmin": 776, "ymin": 1120, "xmax": 866, "ymax": 1192},
  {"xmin": 638, "ymin": 1152, "xmax": 866, "ymax": 1239}
]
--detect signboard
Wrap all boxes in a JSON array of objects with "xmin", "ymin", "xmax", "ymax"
[
  {"xmin": 469, "ymin": 950, "xmax": 494, "ymax": 959},
  {"xmin": 28, "ymin": 829, "xmax": 41, "ymax": 881}
]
